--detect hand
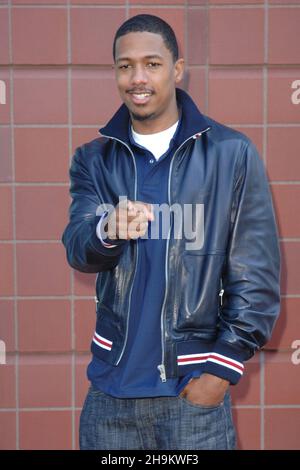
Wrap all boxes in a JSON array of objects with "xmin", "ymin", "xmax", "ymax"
[
  {"xmin": 104, "ymin": 199, "xmax": 154, "ymax": 240},
  {"xmin": 179, "ymin": 373, "xmax": 229, "ymax": 407}
]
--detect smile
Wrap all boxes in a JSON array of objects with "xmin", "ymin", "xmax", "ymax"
[{"xmin": 129, "ymin": 92, "xmax": 153, "ymax": 105}]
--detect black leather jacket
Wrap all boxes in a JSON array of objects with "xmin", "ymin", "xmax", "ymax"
[{"xmin": 62, "ymin": 89, "xmax": 280, "ymax": 385}]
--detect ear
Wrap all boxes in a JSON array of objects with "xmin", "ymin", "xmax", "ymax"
[{"xmin": 174, "ymin": 58, "xmax": 185, "ymax": 84}]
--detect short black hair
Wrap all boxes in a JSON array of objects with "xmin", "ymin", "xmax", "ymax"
[{"xmin": 113, "ymin": 14, "xmax": 179, "ymax": 63}]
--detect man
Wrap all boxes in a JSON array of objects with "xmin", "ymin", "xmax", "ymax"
[{"xmin": 62, "ymin": 14, "xmax": 280, "ymax": 450}]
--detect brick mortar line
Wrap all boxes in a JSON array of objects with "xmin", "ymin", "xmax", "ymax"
[
  {"xmin": 1, "ymin": 64, "xmax": 300, "ymax": 68},
  {"xmin": 66, "ymin": 0, "xmax": 76, "ymax": 451},
  {"xmin": 0, "ymin": 62, "xmax": 300, "ymax": 69},
  {"xmin": 4, "ymin": 350, "xmax": 91, "ymax": 355},
  {"xmin": 3, "ymin": 294, "xmax": 300, "ymax": 301},
  {"xmin": 11, "ymin": 294, "xmax": 300, "ymax": 300},
  {"xmin": 205, "ymin": 4, "xmax": 300, "ymax": 8},
  {"xmin": 7, "ymin": 0, "xmax": 20, "ymax": 450},
  {"xmin": 0, "ymin": 408, "xmax": 80, "ymax": 412},
  {"xmin": 263, "ymin": 1, "xmax": 268, "ymax": 167},
  {"xmin": 0, "ymin": 124, "xmax": 100, "ymax": 128},
  {"xmin": 205, "ymin": 2, "xmax": 209, "ymax": 113},
  {"xmin": 2, "ymin": 352, "xmax": 295, "ymax": 359},
  {"xmin": 281, "ymin": 294, "xmax": 300, "ymax": 298},
  {"xmin": 1, "ymin": 4, "xmax": 299, "ymax": 9},
  {"xmin": 270, "ymin": 181, "xmax": 300, "ymax": 184},
  {"xmin": 4, "ymin": 5, "xmax": 134, "ymax": 9},
  {"xmin": 3, "ymin": 347, "xmax": 295, "ymax": 355},
  {"xmin": 262, "ymin": 15, "xmax": 267, "ymax": 446},
  {"xmin": 184, "ymin": 0, "xmax": 187, "ymax": 92},
  {"xmin": 0, "ymin": 182, "xmax": 70, "ymax": 185},
  {"xmin": 262, "ymin": 2, "xmax": 267, "ymax": 449},
  {"xmin": 245, "ymin": 403, "xmax": 300, "ymax": 409},
  {"xmin": 0, "ymin": 297, "xmax": 95, "ymax": 301},
  {"xmin": 2, "ymin": 123, "xmax": 300, "ymax": 128},
  {"xmin": 4, "ymin": 353, "xmax": 90, "ymax": 357},
  {"xmin": 260, "ymin": 350, "xmax": 265, "ymax": 450},
  {"xmin": 0, "ymin": 240, "xmax": 69, "ymax": 243}
]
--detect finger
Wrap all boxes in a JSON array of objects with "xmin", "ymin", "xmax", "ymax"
[
  {"xmin": 135, "ymin": 212, "xmax": 149, "ymax": 223},
  {"xmin": 126, "ymin": 209, "xmax": 148, "ymax": 222},
  {"xmin": 127, "ymin": 200, "xmax": 135, "ymax": 214},
  {"xmin": 131, "ymin": 201, "xmax": 145, "ymax": 214},
  {"xmin": 134, "ymin": 201, "xmax": 155, "ymax": 221},
  {"xmin": 145, "ymin": 203, "xmax": 155, "ymax": 221},
  {"xmin": 128, "ymin": 220, "xmax": 148, "ymax": 238},
  {"xmin": 128, "ymin": 220, "xmax": 148, "ymax": 234},
  {"xmin": 138, "ymin": 222, "xmax": 148, "ymax": 233},
  {"xmin": 138, "ymin": 202, "xmax": 154, "ymax": 221}
]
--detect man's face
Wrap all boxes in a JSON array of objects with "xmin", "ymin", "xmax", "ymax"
[{"xmin": 114, "ymin": 31, "xmax": 184, "ymax": 124}]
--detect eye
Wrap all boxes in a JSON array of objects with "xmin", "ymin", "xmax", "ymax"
[
  {"xmin": 118, "ymin": 64, "xmax": 131, "ymax": 70},
  {"xmin": 147, "ymin": 62, "xmax": 161, "ymax": 68}
]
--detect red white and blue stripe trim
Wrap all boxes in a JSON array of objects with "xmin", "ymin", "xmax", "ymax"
[
  {"xmin": 92, "ymin": 332, "xmax": 113, "ymax": 351},
  {"xmin": 177, "ymin": 352, "xmax": 244, "ymax": 376}
]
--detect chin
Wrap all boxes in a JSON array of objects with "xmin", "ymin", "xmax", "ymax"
[{"xmin": 131, "ymin": 111, "xmax": 156, "ymax": 122}]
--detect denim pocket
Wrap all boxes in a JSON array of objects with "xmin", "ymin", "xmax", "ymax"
[{"xmin": 178, "ymin": 393, "xmax": 224, "ymax": 410}]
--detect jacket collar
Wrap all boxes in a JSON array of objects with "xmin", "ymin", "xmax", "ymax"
[{"xmin": 99, "ymin": 88, "xmax": 211, "ymax": 148}]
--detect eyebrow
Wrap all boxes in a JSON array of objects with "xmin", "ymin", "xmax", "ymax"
[{"xmin": 116, "ymin": 54, "xmax": 164, "ymax": 63}]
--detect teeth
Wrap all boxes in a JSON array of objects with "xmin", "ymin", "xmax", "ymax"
[{"xmin": 132, "ymin": 93, "xmax": 151, "ymax": 99}]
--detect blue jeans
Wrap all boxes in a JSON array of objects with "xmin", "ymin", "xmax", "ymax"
[{"xmin": 79, "ymin": 385, "xmax": 237, "ymax": 450}]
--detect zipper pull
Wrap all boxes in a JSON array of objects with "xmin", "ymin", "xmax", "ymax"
[
  {"xmin": 219, "ymin": 289, "xmax": 224, "ymax": 306},
  {"xmin": 192, "ymin": 132, "xmax": 202, "ymax": 139},
  {"xmin": 94, "ymin": 296, "xmax": 99, "ymax": 304},
  {"xmin": 157, "ymin": 364, "xmax": 167, "ymax": 382}
]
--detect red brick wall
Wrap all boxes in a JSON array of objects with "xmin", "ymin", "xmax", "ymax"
[{"xmin": 0, "ymin": 0, "xmax": 299, "ymax": 450}]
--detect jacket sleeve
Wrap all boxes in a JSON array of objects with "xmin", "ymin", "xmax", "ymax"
[
  {"xmin": 61, "ymin": 145, "xmax": 127, "ymax": 273},
  {"xmin": 202, "ymin": 140, "xmax": 281, "ymax": 384}
]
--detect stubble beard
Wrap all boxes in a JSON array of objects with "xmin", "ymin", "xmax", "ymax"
[{"xmin": 130, "ymin": 110, "xmax": 156, "ymax": 122}]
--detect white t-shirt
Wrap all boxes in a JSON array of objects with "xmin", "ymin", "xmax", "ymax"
[{"xmin": 131, "ymin": 120, "xmax": 179, "ymax": 160}]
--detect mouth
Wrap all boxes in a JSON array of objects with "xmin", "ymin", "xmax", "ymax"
[{"xmin": 128, "ymin": 91, "xmax": 153, "ymax": 105}]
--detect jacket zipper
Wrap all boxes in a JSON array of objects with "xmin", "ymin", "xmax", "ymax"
[
  {"xmin": 157, "ymin": 126, "xmax": 211, "ymax": 382},
  {"xmin": 100, "ymin": 125, "xmax": 211, "ymax": 375},
  {"xmin": 99, "ymin": 133, "xmax": 138, "ymax": 366}
]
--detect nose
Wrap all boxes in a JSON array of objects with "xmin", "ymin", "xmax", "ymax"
[{"xmin": 131, "ymin": 64, "xmax": 148, "ymax": 86}]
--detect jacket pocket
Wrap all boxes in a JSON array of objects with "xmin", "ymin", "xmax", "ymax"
[{"xmin": 174, "ymin": 253, "xmax": 225, "ymax": 332}]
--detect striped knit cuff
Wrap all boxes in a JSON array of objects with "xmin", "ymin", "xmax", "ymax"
[{"xmin": 201, "ymin": 340, "xmax": 246, "ymax": 385}]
